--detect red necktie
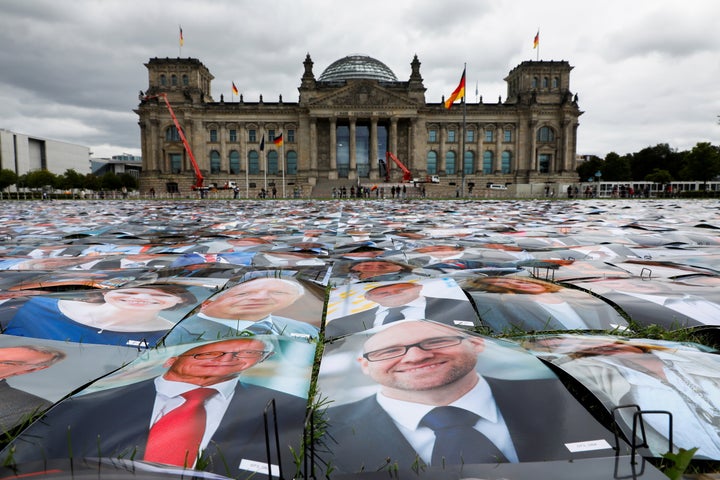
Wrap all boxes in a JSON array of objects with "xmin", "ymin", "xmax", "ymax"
[{"xmin": 144, "ymin": 388, "xmax": 217, "ymax": 467}]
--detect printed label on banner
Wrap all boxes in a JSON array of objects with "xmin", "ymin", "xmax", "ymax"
[{"xmin": 565, "ymin": 439, "xmax": 613, "ymax": 452}]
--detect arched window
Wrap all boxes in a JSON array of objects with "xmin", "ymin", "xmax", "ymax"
[
  {"xmin": 160, "ymin": 74, "xmax": 167, "ymax": 86},
  {"xmin": 182, "ymin": 74, "xmax": 189, "ymax": 86},
  {"xmin": 542, "ymin": 77, "xmax": 549, "ymax": 88},
  {"xmin": 426, "ymin": 151, "xmax": 438, "ymax": 175},
  {"xmin": 171, "ymin": 74, "xmax": 177, "ymax": 86},
  {"xmin": 248, "ymin": 151, "xmax": 260, "ymax": 174},
  {"xmin": 463, "ymin": 151, "xmax": 474, "ymax": 175},
  {"xmin": 483, "ymin": 151, "xmax": 493, "ymax": 174},
  {"xmin": 267, "ymin": 151, "xmax": 278, "ymax": 175},
  {"xmin": 501, "ymin": 151, "xmax": 512, "ymax": 173},
  {"xmin": 286, "ymin": 151, "xmax": 298, "ymax": 174},
  {"xmin": 229, "ymin": 150, "xmax": 240, "ymax": 174},
  {"xmin": 552, "ymin": 77, "xmax": 559, "ymax": 88},
  {"xmin": 532, "ymin": 77, "xmax": 538, "ymax": 88},
  {"xmin": 537, "ymin": 126, "xmax": 555, "ymax": 142},
  {"xmin": 445, "ymin": 151, "xmax": 456, "ymax": 175},
  {"xmin": 210, "ymin": 150, "xmax": 221, "ymax": 174},
  {"xmin": 165, "ymin": 126, "xmax": 180, "ymax": 141}
]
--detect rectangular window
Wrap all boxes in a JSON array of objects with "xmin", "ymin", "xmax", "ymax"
[
  {"xmin": 539, "ymin": 153, "xmax": 551, "ymax": 173},
  {"xmin": 466, "ymin": 130, "xmax": 474, "ymax": 143},
  {"xmin": 504, "ymin": 129, "xmax": 512, "ymax": 142},
  {"xmin": 429, "ymin": 129, "xmax": 438, "ymax": 143},
  {"xmin": 288, "ymin": 129, "xmax": 295, "ymax": 143},
  {"xmin": 169, "ymin": 153, "xmax": 182, "ymax": 174},
  {"xmin": 229, "ymin": 129, "xmax": 237, "ymax": 142},
  {"xmin": 210, "ymin": 129, "xmax": 218, "ymax": 142},
  {"xmin": 484, "ymin": 130, "xmax": 493, "ymax": 142},
  {"xmin": 249, "ymin": 129, "xmax": 257, "ymax": 142},
  {"xmin": 268, "ymin": 130, "xmax": 276, "ymax": 142},
  {"xmin": 448, "ymin": 129, "xmax": 456, "ymax": 143}
]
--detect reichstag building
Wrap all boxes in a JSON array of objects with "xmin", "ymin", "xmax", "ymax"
[{"xmin": 136, "ymin": 54, "xmax": 582, "ymax": 196}]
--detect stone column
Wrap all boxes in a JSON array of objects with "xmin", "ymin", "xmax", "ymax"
[
  {"xmin": 494, "ymin": 125, "xmax": 502, "ymax": 173},
  {"xmin": 439, "ymin": 124, "xmax": 447, "ymax": 174},
  {"xmin": 219, "ymin": 123, "xmax": 227, "ymax": 173},
  {"xmin": 329, "ymin": 117, "xmax": 337, "ymax": 179},
  {"xmin": 370, "ymin": 117, "xmax": 379, "ymax": 180},
  {"xmin": 349, "ymin": 118, "xmax": 357, "ymax": 180},
  {"xmin": 310, "ymin": 118, "xmax": 318, "ymax": 171},
  {"xmin": 389, "ymin": 117, "xmax": 398, "ymax": 178}
]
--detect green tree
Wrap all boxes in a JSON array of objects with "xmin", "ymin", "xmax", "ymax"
[
  {"xmin": 645, "ymin": 168, "xmax": 673, "ymax": 185},
  {"xmin": 61, "ymin": 169, "xmax": 86, "ymax": 190},
  {"xmin": 83, "ymin": 173, "xmax": 101, "ymax": 192},
  {"xmin": 630, "ymin": 144, "xmax": 683, "ymax": 180},
  {"xmin": 119, "ymin": 173, "xmax": 138, "ymax": 190},
  {"xmin": 576, "ymin": 155, "xmax": 604, "ymax": 182},
  {"xmin": 0, "ymin": 169, "xmax": 18, "ymax": 198},
  {"xmin": 100, "ymin": 172, "xmax": 122, "ymax": 191},
  {"xmin": 25, "ymin": 170, "xmax": 58, "ymax": 193},
  {"xmin": 679, "ymin": 142, "xmax": 720, "ymax": 185},
  {"xmin": 601, "ymin": 152, "xmax": 631, "ymax": 181}
]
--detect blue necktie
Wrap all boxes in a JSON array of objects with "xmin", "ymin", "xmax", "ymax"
[
  {"xmin": 244, "ymin": 319, "xmax": 274, "ymax": 334},
  {"xmin": 421, "ymin": 406, "xmax": 508, "ymax": 465},
  {"xmin": 383, "ymin": 307, "xmax": 406, "ymax": 324}
]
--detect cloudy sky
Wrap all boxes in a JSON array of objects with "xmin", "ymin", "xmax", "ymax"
[{"xmin": 1, "ymin": 0, "xmax": 719, "ymax": 159}]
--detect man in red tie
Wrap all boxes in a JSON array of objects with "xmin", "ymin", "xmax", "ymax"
[{"xmin": 6, "ymin": 338, "xmax": 310, "ymax": 479}]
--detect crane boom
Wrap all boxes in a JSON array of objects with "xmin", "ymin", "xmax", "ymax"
[
  {"xmin": 143, "ymin": 93, "xmax": 204, "ymax": 190},
  {"xmin": 385, "ymin": 151, "xmax": 412, "ymax": 182}
]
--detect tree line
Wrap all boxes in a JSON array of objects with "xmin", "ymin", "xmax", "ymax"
[
  {"xmin": 577, "ymin": 142, "xmax": 720, "ymax": 185},
  {"xmin": 0, "ymin": 169, "xmax": 138, "ymax": 197}
]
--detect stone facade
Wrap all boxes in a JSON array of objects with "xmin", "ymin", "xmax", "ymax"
[{"xmin": 135, "ymin": 55, "xmax": 582, "ymax": 196}]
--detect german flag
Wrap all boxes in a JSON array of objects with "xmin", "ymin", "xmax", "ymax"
[
  {"xmin": 232, "ymin": 82, "xmax": 239, "ymax": 95},
  {"xmin": 179, "ymin": 26, "xmax": 184, "ymax": 47},
  {"xmin": 533, "ymin": 30, "xmax": 539, "ymax": 49},
  {"xmin": 444, "ymin": 68, "xmax": 466, "ymax": 109},
  {"xmin": 274, "ymin": 133, "xmax": 283, "ymax": 147}
]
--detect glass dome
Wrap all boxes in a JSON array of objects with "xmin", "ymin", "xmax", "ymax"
[{"xmin": 318, "ymin": 55, "xmax": 398, "ymax": 82}]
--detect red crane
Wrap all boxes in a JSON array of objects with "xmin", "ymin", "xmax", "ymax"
[
  {"xmin": 143, "ymin": 93, "xmax": 204, "ymax": 190},
  {"xmin": 385, "ymin": 151, "xmax": 412, "ymax": 183}
]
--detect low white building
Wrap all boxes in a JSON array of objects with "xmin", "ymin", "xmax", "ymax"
[{"xmin": 0, "ymin": 128, "xmax": 90, "ymax": 177}]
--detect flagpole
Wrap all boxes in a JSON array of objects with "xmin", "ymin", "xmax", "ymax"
[
  {"xmin": 460, "ymin": 62, "xmax": 467, "ymax": 198},
  {"xmin": 263, "ymin": 149, "xmax": 268, "ymax": 195},
  {"xmin": 281, "ymin": 139, "xmax": 286, "ymax": 198}
]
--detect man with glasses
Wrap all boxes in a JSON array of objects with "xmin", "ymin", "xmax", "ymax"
[
  {"xmin": 322, "ymin": 320, "xmax": 616, "ymax": 473},
  {"xmin": 166, "ymin": 277, "xmax": 320, "ymax": 343},
  {"xmin": 0, "ymin": 344, "xmax": 66, "ymax": 431},
  {"xmin": 8, "ymin": 338, "xmax": 308, "ymax": 478}
]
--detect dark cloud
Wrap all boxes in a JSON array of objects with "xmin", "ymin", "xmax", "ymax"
[{"xmin": 0, "ymin": 0, "xmax": 718, "ymax": 159}]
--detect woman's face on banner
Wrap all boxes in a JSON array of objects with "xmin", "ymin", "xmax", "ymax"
[{"xmin": 102, "ymin": 288, "xmax": 183, "ymax": 311}]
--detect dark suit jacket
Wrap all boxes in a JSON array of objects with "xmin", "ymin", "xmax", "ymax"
[
  {"xmin": 471, "ymin": 295, "xmax": 627, "ymax": 333},
  {"xmin": 321, "ymin": 377, "xmax": 618, "ymax": 474},
  {"xmin": 0, "ymin": 380, "xmax": 52, "ymax": 432},
  {"xmin": 325, "ymin": 296, "xmax": 480, "ymax": 338},
  {"xmin": 8, "ymin": 378, "xmax": 308, "ymax": 479},
  {"xmin": 599, "ymin": 292, "xmax": 703, "ymax": 330}
]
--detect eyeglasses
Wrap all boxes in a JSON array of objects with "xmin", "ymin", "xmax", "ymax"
[
  {"xmin": 363, "ymin": 336, "xmax": 467, "ymax": 362},
  {"xmin": 180, "ymin": 350, "xmax": 271, "ymax": 360}
]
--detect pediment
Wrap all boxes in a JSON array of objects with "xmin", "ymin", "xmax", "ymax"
[{"xmin": 308, "ymin": 81, "xmax": 418, "ymax": 109}]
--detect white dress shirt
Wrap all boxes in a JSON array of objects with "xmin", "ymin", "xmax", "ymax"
[
  {"xmin": 373, "ymin": 297, "xmax": 427, "ymax": 327},
  {"xmin": 375, "ymin": 374, "xmax": 519, "ymax": 464}
]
